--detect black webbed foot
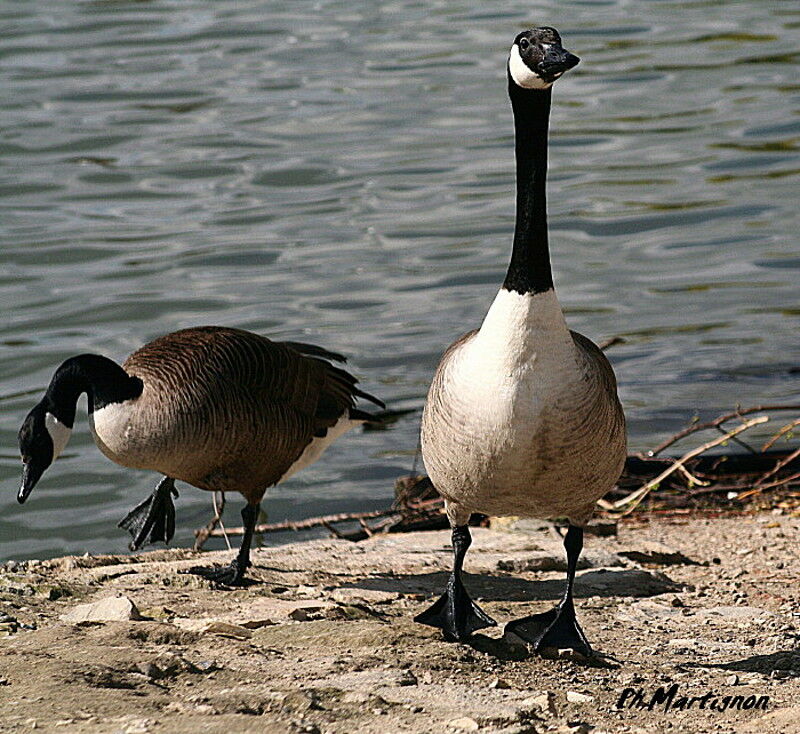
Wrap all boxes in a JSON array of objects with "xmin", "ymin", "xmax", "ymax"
[
  {"xmin": 505, "ymin": 524, "xmax": 593, "ymax": 658},
  {"xmin": 414, "ymin": 524, "xmax": 497, "ymax": 641},
  {"xmin": 504, "ymin": 600, "xmax": 592, "ymax": 657},
  {"xmin": 184, "ymin": 558, "xmax": 249, "ymax": 587},
  {"xmin": 182, "ymin": 502, "xmax": 260, "ymax": 588},
  {"xmin": 415, "ymin": 576, "xmax": 497, "ymax": 641},
  {"xmin": 118, "ymin": 477, "xmax": 179, "ymax": 551}
]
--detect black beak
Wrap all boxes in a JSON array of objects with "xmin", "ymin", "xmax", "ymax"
[
  {"xmin": 539, "ymin": 45, "xmax": 580, "ymax": 81},
  {"xmin": 18, "ymin": 460, "xmax": 45, "ymax": 504}
]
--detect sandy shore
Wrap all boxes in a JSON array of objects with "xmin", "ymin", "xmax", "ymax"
[{"xmin": 1, "ymin": 513, "xmax": 799, "ymax": 733}]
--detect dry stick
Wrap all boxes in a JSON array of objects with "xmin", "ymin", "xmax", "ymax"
[
  {"xmin": 734, "ymin": 470, "xmax": 800, "ymax": 501},
  {"xmin": 697, "ymin": 470, "xmax": 800, "ymax": 499},
  {"xmin": 752, "ymin": 445, "xmax": 800, "ymax": 488},
  {"xmin": 646, "ymin": 405, "xmax": 799, "ymax": 457},
  {"xmin": 193, "ymin": 490, "xmax": 228, "ymax": 551},
  {"xmin": 215, "ymin": 491, "xmax": 231, "ymax": 551},
  {"xmin": 676, "ymin": 463, "xmax": 710, "ymax": 487},
  {"xmin": 762, "ymin": 418, "xmax": 800, "ymax": 452},
  {"xmin": 197, "ymin": 508, "xmax": 400, "ymax": 538},
  {"xmin": 600, "ymin": 415, "xmax": 769, "ymax": 516}
]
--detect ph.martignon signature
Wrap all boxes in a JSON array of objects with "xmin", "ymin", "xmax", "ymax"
[{"xmin": 617, "ymin": 684, "xmax": 769, "ymax": 714}]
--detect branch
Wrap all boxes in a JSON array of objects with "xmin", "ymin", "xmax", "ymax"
[
  {"xmin": 196, "ymin": 508, "xmax": 400, "ymax": 538},
  {"xmin": 752, "ymin": 446, "xmax": 800, "ymax": 488},
  {"xmin": 193, "ymin": 491, "xmax": 227, "ymax": 551},
  {"xmin": 646, "ymin": 405, "xmax": 799, "ymax": 457},
  {"xmin": 735, "ymin": 470, "xmax": 800, "ymax": 500},
  {"xmin": 762, "ymin": 418, "xmax": 800, "ymax": 452},
  {"xmin": 603, "ymin": 415, "xmax": 770, "ymax": 516}
]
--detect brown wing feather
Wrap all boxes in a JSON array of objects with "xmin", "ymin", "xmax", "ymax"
[{"xmin": 122, "ymin": 327, "xmax": 375, "ymax": 500}]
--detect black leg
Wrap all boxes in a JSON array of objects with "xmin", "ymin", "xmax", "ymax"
[
  {"xmin": 504, "ymin": 524, "xmax": 592, "ymax": 656},
  {"xmin": 415, "ymin": 525, "xmax": 497, "ymax": 641},
  {"xmin": 186, "ymin": 502, "xmax": 259, "ymax": 586},
  {"xmin": 118, "ymin": 476, "xmax": 179, "ymax": 551}
]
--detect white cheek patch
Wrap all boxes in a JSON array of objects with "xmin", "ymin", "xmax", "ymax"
[
  {"xmin": 508, "ymin": 44, "xmax": 553, "ymax": 90},
  {"xmin": 45, "ymin": 412, "xmax": 72, "ymax": 460}
]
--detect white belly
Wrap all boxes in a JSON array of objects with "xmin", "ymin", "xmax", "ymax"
[
  {"xmin": 278, "ymin": 415, "xmax": 361, "ymax": 483},
  {"xmin": 421, "ymin": 289, "xmax": 626, "ymax": 524}
]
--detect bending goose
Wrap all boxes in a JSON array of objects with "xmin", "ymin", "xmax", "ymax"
[
  {"xmin": 17, "ymin": 326, "xmax": 383, "ymax": 585},
  {"xmin": 416, "ymin": 28, "xmax": 626, "ymax": 655}
]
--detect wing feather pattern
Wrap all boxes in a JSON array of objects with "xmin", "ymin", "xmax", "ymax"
[{"xmin": 121, "ymin": 327, "xmax": 381, "ymax": 500}]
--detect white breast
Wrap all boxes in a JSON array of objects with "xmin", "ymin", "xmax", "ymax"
[
  {"xmin": 421, "ymin": 288, "xmax": 620, "ymax": 521},
  {"xmin": 89, "ymin": 401, "xmax": 142, "ymax": 468}
]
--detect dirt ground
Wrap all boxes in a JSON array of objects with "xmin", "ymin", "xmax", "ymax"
[{"xmin": 1, "ymin": 512, "xmax": 799, "ymax": 734}]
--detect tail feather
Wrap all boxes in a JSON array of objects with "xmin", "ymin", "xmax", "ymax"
[
  {"xmin": 353, "ymin": 386, "xmax": 385, "ymax": 409},
  {"xmin": 283, "ymin": 341, "xmax": 347, "ymax": 364},
  {"xmin": 349, "ymin": 407, "xmax": 384, "ymax": 424}
]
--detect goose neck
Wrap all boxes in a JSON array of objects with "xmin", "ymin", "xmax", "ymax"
[
  {"xmin": 503, "ymin": 80, "xmax": 554, "ymax": 296},
  {"xmin": 45, "ymin": 354, "xmax": 143, "ymax": 427}
]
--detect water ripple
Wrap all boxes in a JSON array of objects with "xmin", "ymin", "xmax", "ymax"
[{"xmin": 1, "ymin": 0, "xmax": 797, "ymax": 560}]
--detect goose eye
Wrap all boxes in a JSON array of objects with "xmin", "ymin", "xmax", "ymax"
[{"xmin": 519, "ymin": 38, "xmax": 529, "ymax": 52}]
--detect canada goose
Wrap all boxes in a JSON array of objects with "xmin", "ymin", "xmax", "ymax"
[
  {"xmin": 17, "ymin": 326, "xmax": 383, "ymax": 585},
  {"xmin": 415, "ymin": 28, "xmax": 626, "ymax": 655}
]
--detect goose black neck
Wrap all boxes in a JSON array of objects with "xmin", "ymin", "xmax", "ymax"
[
  {"xmin": 502, "ymin": 78, "xmax": 554, "ymax": 296},
  {"xmin": 44, "ymin": 354, "xmax": 143, "ymax": 428}
]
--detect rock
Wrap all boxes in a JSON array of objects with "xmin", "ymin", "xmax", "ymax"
[
  {"xmin": 194, "ymin": 660, "xmax": 218, "ymax": 673},
  {"xmin": 497, "ymin": 547, "xmax": 622, "ymax": 573},
  {"xmin": 619, "ymin": 541, "xmax": 697, "ymax": 566},
  {"xmin": 519, "ymin": 691, "xmax": 558, "ymax": 717},
  {"xmin": 330, "ymin": 588, "xmax": 399, "ymax": 605},
  {"xmin": 617, "ymin": 599, "xmax": 687, "ymax": 623},
  {"xmin": 726, "ymin": 674, "xmax": 739, "ymax": 686},
  {"xmin": 152, "ymin": 653, "xmax": 194, "ymax": 677},
  {"xmin": 397, "ymin": 670, "xmax": 418, "ymax": 686},
  {"xmin": 135, "ymin": 662, "xmax": 161, "ymax": 680},
  {"xmin": 448, "ymin": 717, "xmax": 479, "ymax": 731},
  {"xmin": 566, "ymin": 691, "xmax": 594, "ymax": 703},
  {"xmin": 289, "ymin": 606, "xmax": 325, "ymax": 622},
  {"xmin": 489, "ymin": 677, "xmax": 511, "ymax": 689},
  {"xmin": 557, "ymin": 724, "xmax": 590, "ymax": 734},
  {"xmin": 60, "ymin": 595, "xmax": 141, "ymax": 623},
  {"xmin": 200, "ymin": 621, "xmax": 252, "ymax": 640}
]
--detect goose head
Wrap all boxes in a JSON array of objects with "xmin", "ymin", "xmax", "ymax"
[
  {"xmin": 17, "ymin": 402, "xmax": 72, "ymax": 503},
  {"xmin": 508, "ymin": 27, "xmax": 580, "ymax": 90}
]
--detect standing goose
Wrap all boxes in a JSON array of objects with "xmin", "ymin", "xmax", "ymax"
[
  {"xmin": 416, "ymin": 28, "xmax": 626, "ymax": 655},
  {"xmin": 17, "ymin": 326, "xmax": 383, "ymax": 585}
]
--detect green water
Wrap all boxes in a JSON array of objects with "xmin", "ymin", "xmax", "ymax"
[{"xmin": 1, "ymin": 1, "xmax": 798, "ymax": 560}]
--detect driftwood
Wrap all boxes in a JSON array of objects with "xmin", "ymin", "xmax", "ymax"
[{"xmin": 193, "ymin": 403, "xmax": 799, "ymax": 547}]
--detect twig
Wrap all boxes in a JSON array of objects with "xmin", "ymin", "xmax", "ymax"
[
  {"xmin": 193, "ymin": 490, "xmax": 228, "ymax": 551},
  {"xmin": 762, "ymin": 418, "xmax": 800, "ymax": 452},
  {"xmin": 215, "ymin": 492, "xmax": 231, "ymax": 551},
  {"xmin": 676, "ymin": 464, "xmax": 710, "ymax": 487},
  {"xmin": 734, "ymin": 470, "xmax": 800, "ymax": 501},
  {"xmin": 647, "ymin": 405, "xmax": 799, "ymax": 457},
  {"xmin": 752, "ymin": 446, "xmax": 800, "ymax": 488},
  {"xmin": 603, "ymin": 415, "xmax": 769, "ymax": 516},
  {"xmin": 197, "ymin": 508, "xmax": 399, "ymax": 538},
  {"xmin": 714, "ymin": 423, "xmax": 757, "ymax": 455}
]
